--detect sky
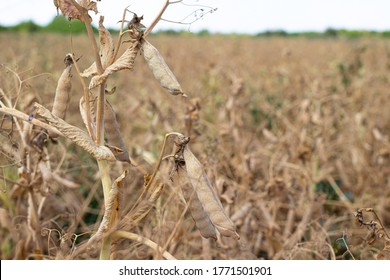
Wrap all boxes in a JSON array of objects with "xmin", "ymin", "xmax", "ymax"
[{"xmin": 0, "ymin": 0, "xmax": 390, "ymax": 34}]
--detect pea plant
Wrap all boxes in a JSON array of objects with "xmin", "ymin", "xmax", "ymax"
[{"xmin": 0, "ymin": 0, "xmax": 237, "ymax": 259}]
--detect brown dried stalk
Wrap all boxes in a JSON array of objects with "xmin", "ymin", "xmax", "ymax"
[
  {"xmin": 144, "ymin": 0, "xmax": 182, "ymax": 37},
  {"xmin": 354, "ymin": 208, "xmax": 390, "ymax": 241},
  {"xmin": 111, "ymin": 230, "xmax": 176, "ymax": 260}
]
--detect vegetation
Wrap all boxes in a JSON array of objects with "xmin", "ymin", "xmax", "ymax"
[
  {"xmin": 2, "ymin": 17, "xmax": 390, "ymax": 38},
  {"xmin": 1, "ymin": 1, "xmax": 390, "ymax": 260}
]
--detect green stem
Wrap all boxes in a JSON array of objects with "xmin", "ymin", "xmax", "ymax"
[
  {"xmin": 99, "ymin": 238, "xmax": 112, "ymax": 260},
  {"xmin": 97, "ymin": 159, "xmax": 112, "ymax": 260},
  {"xmin": 97, "ymin": 160, "xmax": 111, "ymax": 204}
]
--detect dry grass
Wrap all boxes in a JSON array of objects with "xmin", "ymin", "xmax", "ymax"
[{"xmin": 1, "ymin": 32, "xmax": 390, "ymax": 259}]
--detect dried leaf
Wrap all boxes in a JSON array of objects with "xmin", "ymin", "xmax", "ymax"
[
  {"xmin": 79, "ymin": 96, "xmax": 96, "ymax": 136},
  {"xmin": 89, "ymin": 41, "xmax": 140, "ymax": 89},
  {"xmin": 89, "ymin": 171, "xmax": 127, "ymax": 244},
  {"xmin": 56, "ymin": 0, "xmax": 97, "ymax": 22},
  {"xmin": 81, "ymin": 63, "xmax": 97, "ymax": 78},
  {"xmin": 98, "ymin": 16, "xmax": 114, "ymax": 68},
  {"xmin": 175, "ymin": 166, "xmax": 217, "ymax": 239},
  {"xmin": 79, "ymin": 0, "xmax": 98, "ymax": 14},
  {"xmin": 49, "ymin": 54, "xmax": 73, "ymax": 138},
  {"xmin": 34, "ymin": 102, "xmax": 115, "ymax": 161},
  {"xmin": 104, "ymin": 100, "xmax": 130, "ymax": 163},
  {"xmin": 182, "ymin": 144, "xmax": 239, "ymax": 239},
  {"xmin": 57, "ymin": 0, "xmax": 83, "ymax": 21},
  {"xmin": 81, "ymin": 16, "xmax": 114, "ymax": 77},
  {"xmin": 53, "ymin": 0, "xmax": 60, "ymax": 14},
  {"xmin": 142, "ymin": 39, "xmax": 184, "ymax": 96}
]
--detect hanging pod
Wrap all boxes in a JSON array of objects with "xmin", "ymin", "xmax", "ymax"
[
  {"xmin": 141, "ymin": 39, "xmax": 184, "ymax": 96},
  {"xmin": 49, "ymin": 54, "xmax": 73, "ymax": 138}
]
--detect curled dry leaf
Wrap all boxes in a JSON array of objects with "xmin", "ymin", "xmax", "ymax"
[
  {"xmin": 81, "ymin": 64, "xmax": 97, "ymax": 78},
  {"xmin": 49, "ymin": 54, "xmax": 73, "ymax": 138},
  {"xmin": 79, "ymin": 96, "xmax": 97, "ymax": 136},
  {"xmin": 81, "ymin": 16, "xmax": 114, "ymax": 77},
  {"xmin": 79, "ymin": 0, "xmax": 98, "ymax": 14},
  {"xmin": 56, "ymin": 0, "xmax": 83, "ymax": 21},
  {"xmin": 98, "ymin": 16, "xmax": 114, "ymax": 68},
  {"xmin": 89, "ymin": 170, "xmax": 127, "ymax": 244},
  {"xmin": 89, "ymin": 41, "xmax": 140, "ymax": 89},
  {"xmin": 142, "ymin": 39, "xmax": 184, "ymax": 96},
  {"xmin": 174, "ymin": 165, "xmax": 217, "ymax": 239},
  {"xmin": 56, "ymin": 0, "xmax": 98, "ymax": 22},
  {"xmin": 104, "ymin": 100, "xmax": 130, "ymax": 163},
  {"xmin": 34, "ymin": 102, "xmax": 115, "ymax": 161}
]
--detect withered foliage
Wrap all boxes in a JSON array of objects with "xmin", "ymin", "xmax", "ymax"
[
  {"xmin": 55, "ymin": 0, "xmax": 98, "ymax": 22},
  {"xmin": 34, "ymin": 103, "xmax": 116, "ymax": 161},
  {"xmin": 2, "ymin": 18, "xmax": 390, "ymax": 260}
]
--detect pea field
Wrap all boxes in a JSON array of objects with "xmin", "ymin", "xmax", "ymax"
[{"xmin": 1, "ymin": 29, "xmax": 390, "ymax": 259}]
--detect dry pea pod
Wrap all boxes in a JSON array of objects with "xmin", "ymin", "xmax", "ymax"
[
  {"xmin": 49, "ymin": 54, "xmax": 73, "ymax": 138},
  {"xmin": 79, "ymin": 96, "xmax": 97, "ymax": 137},
  {"xmin": 174, "ymin": 165, "xmax": 217, "ymax": 239},
  {"xmin": 182, "ymin": 144, "xmax": 239, "ymax": 239},
  {"xmin": 141, "ymin": 39, "xmax": 184, "ymax": 96},
  {"xmin": 104, "ymin": 100, "xmax": 130, "ymax": 163}
]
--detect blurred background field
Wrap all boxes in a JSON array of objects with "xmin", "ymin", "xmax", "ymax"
[{"xmin": 1, "ymin": 31, "xmax": 390, "ymax": 259}]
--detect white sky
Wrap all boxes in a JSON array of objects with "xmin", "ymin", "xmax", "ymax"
[{"xmin": 0, "ymin": 0, "xmax": 390, "ymax": 34}]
